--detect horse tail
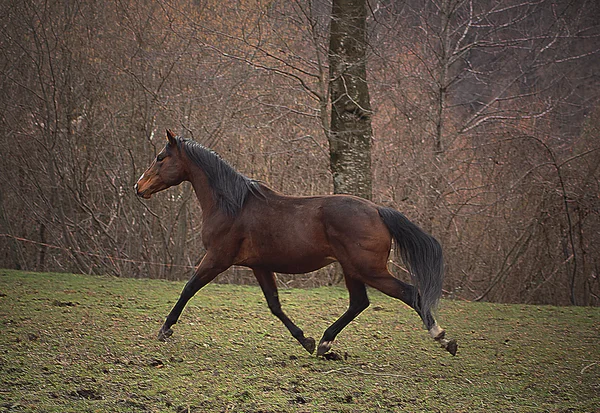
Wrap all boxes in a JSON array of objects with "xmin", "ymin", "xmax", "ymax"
[{"xmin": 377, "ymin": 207, "xmax": 444, "ymax": 318}]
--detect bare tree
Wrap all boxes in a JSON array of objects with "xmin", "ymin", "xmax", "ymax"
[
  {"xmin": 0, "ymin": 0, "xmax": 598, "ymax": 305},
  {"xmin": 368, "ymin": 0, "xmax": 600, "ymax": 304},
  {"xmin": 328, "ymin": 0, "xmax": 373, "ymax": 199}
]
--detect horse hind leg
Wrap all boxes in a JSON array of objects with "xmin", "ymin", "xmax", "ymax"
[
  {"xmin": 362, "ymin": 271, "xmax": 457, "ymax": 356},
  {"xmin": 317, "ymin": 277, "xmax": 369, "ymax": 356},
  {"xmin": 428, "ymin": 323, "xmax": 458, "ymax": 356},
  {"xmin": 253, "ymin": 269, "xmax": 316, "ymax": 354}
]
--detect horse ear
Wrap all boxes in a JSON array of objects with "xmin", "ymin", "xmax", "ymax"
[{"xmin": 166, "ymin": 129, "xmax": 177, "ymax": 146}]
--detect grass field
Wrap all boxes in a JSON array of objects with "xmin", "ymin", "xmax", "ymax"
[{"xmin": 0, "ymin": 269, "xmax": 598, "ymax": 412}]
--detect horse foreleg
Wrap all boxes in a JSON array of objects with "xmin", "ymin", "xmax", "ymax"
[
  {"xmin": 253, "ymin": 269, "xmax": 316, "ymax": 354},
  {"xmin": 158, "ymin": 254, "xmax": 228, "ymax": 341},
  {"xmin": 317, "ymin": 277, "xmax": 369, "ymax": 356}
]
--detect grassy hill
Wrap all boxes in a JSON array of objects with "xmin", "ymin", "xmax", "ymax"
[{"xmin": 0, "ymin": 269, "xmax": 598, "ymax": 412}]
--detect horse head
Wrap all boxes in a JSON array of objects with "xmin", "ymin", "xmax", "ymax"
[{"xmin": 135, "ymin": 129, "xmax": 188, "ymax": 199}]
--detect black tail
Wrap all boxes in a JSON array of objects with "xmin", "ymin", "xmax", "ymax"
[{"xmin": 378, "ymin": 207, "xmax": 444, "ymax": 319}]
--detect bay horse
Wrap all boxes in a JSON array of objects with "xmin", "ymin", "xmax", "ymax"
[{"xmin": 135, "ymin": 130, "xmax": 457, "ymax": 356}]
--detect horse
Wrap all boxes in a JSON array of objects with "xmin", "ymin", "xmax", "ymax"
[{"xmin": 135, "ymin": 130, "xmax": 457, "ymax": 356}]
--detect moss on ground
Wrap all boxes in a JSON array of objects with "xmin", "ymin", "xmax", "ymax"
[{"xmin": 0, "ymin": 269, "xmax": 598, "ymax": 412}]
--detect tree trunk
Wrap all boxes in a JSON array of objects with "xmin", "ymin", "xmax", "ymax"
[{"xmin": 328, "ymin": 0, "xmax": 373, "ymax": 199}]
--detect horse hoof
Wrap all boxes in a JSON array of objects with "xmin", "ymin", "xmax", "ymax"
[
  {"xmin": 446, "ymin": 339, "xmax": 458, "ymax": 356},
  {"xmin": 157, "ymin": 328, "xmax": 173, "ymax": 342},
  {"xmin": 316, "ymin": 340, "xmax": 333, "ymax": 357},
  {"xmin": 302, "ymin": 337, "xmax": 316, "ymax": 354}
]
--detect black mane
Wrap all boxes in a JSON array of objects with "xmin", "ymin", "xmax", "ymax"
[{"xmin": 178, "ymin": 137, "xmax": 263, "ymax": 216}]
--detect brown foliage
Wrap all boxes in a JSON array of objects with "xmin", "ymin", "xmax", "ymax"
[{"xmin": 0, "ymin": 0, "xmax": 598, "ymax": 305}]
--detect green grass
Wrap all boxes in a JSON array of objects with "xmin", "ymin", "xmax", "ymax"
[{"xmin": 0, "ymin": 269, "xmax": 598, "ymax": 412}]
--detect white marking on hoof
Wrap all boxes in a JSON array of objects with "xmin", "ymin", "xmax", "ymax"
[
  {"xmin": 317, "ymin": 340, "xmax": 333, "ymax": 356},
  {"xmin": 429, "ymin": 323, "xmax": 445, "ymax": 340},
  {"xmin": 440, "ymin": 338, "xmax": 458, "ymax": 355}
]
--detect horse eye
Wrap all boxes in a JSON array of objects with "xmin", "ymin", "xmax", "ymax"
[{"xmin": 157, "ymin": 153, "xmax": 166, "ymax": 162}]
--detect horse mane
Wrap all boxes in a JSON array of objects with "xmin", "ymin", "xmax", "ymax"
[{"xmin": 178, "ymin": 137, "xmax": 264, "ymax": 216}]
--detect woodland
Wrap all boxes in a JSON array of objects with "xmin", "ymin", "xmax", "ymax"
[{"xmin": 0, "ymin": 0, "xmax": 599, "ymax": 306}]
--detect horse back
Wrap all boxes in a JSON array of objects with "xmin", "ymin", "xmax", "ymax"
[{"xmin": 233, "ymin": 189, "xmax": 391, "ymax": 273}]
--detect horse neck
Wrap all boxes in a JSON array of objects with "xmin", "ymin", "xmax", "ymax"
[{"xmin": 187, "ymin": 163, "xmax": 218, "ymax": 216}]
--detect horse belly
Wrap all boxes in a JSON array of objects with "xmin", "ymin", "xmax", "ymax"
[
  {"xmin": 265, "ymin": 254, "xmax": 337, "ymax": 274},
  {"xmin": 236, "ymin": 241, "xmax": 336, "ymax": 273},
  {"xmin": 235, "ymin": 226, "xmax": 335, "ymax": 273}
]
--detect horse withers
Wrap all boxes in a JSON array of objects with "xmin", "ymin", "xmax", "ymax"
[{"xmin": 135, "ymin": 130, "xmax": 457, "ymax": 356}]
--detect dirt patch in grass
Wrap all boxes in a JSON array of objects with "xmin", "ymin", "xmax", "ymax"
[{"xmin": 0, "ymin": 269, "xmax": 598, "ymax": 412}]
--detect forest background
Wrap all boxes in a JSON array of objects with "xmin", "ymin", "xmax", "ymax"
[{"xmin": 1, "ymin": 0, "xmax": 599, "ymax": 306}]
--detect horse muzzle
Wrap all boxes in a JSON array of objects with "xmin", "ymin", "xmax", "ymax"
[{"xmin": 134, "ymin": 183, "xmax": 152, "ymax": 199}]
